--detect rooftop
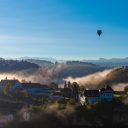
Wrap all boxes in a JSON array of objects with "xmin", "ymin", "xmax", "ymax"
[
  {"xmin": 84, "ymin": 90, "xmax": 99, "ymax": 97},
  {"xmin": 0, "ymin": 79, "xmax": 20, "ymax": 86},
  {"xmin": 21, "ymin": 83, "xmax": 52, "ymax": 89}
]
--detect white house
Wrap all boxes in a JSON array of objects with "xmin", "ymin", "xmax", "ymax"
[
  {"xmin": 83, "ymin": 85, "xmax": 114, "ymax": 104},
  {"xmin": 0, "ymin": 79, "xmax": 23, "ymax": 95},
  {"xmin": 100, "ymin": 85, "xmax": 114, "ymax": 101}
]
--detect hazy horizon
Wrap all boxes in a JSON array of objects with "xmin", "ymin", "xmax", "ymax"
[{"xmin": 1, "ymin": 56, "xmax": 128, "ymax": 61}]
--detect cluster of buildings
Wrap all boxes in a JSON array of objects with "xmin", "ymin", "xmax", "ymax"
[
  {"xmin": 0, "ymin": 78, "xmax": 125, "ymax": 105},
  {"xmin": 0, "ymin": 78, "xmax": 56, "ymax": 103},
  {"xmin": 0, "ymin": 79, "xmax": 73, "ymax": 103},
  {"xmin": 60, "ymin": 81, "xmax": 117, "ymax": 104}
]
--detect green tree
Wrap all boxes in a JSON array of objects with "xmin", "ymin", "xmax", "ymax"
[
  {"xmin": 72, "ymin": 82, "xmax": 80, "ymax": 102},
  {"xmin": 68, "ymin": 81, "xmax": 71, "ymax": 88},
  {"xmin": 64, "ymin": 81, "xmax": 67, "ymax": 88}
]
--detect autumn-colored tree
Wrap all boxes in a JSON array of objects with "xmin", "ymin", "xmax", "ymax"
[
  {"xmin": 49, "ymin": 82, "xmax": 58, "ymax": 89},
  {"xmin": 21, "ymin": 90, "xmax": 28, "ymax": 97},
  {"xmin": 3, "ymin": 83, "xmax": 11, "ymax": 96},
  {"xmin": 80, "ymin": 85, "xmax": 85, "ymax": 92},
  {"xmin": 21, "ymin": 79, "xmax": 27, "ymax": 83},
  {"xmin": 15, "ymin": 88, "xmax": 29, "ymax": 98},
  {"xmin": 124, "ymin": 86, "xmax": 128, "ymax": 93}
]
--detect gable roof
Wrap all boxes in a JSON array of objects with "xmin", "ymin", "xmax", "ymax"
[
  {"xmin": 100, "ymin": 85, "xmax": 114, "ymax": 94},
  {"xmin": 106, "ymin": 85, "xmax": 113, "ymax": 91},
  {"xmin": 0, "ymin": 79, "xmax": 20, "ymax": 86},
  {"xmin": 84, "ymin": 90, "xmax": 99, "ymax": 97},
  {"xmin": 21, "ymin": 83, "xmax": 52, "ymax": 89}
]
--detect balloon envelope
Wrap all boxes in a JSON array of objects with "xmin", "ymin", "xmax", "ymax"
[{"xmin": 97, "ymin": 30, "xmax": 102, "ymax": 36}]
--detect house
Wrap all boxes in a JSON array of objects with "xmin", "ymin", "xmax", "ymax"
[
  {"xmin": 100, "ymin": 85, "xmax": 114, "ymax": 101},
  {"xmin": 21, "ymin": 83, "xmax": 55, "ymax": 98},
  {"xmin": 0, "ymin": 79, "xmax": 23, "ymax": 95},
  {"xmin": 83, "ymin": 85, "xmax": 114, "ymax": 104},
  {"xmin": 0, "ymin": 79, "xmax": 55, "ymax": 98},
  {"xmin": 84, "ymin": 90, "xmax": 100, "ymax": 103}
]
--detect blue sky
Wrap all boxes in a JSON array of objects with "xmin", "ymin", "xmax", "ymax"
[{"xmin": 0, "ymin": 0, "xmax": 128, "ymax": 60}]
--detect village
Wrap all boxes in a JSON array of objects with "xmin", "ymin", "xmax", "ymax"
[{"xmin": 0, "ymin": 77, "xmax": 126, "ymax": 106}]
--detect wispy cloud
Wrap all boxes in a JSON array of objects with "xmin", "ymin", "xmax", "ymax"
[{"xmin": 0, "ymin": 35, "xmax": 61, "ymax": 44}]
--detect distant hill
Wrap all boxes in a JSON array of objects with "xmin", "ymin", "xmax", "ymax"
[
  {"xmin": 57, "ymin": 61, "xmax": 105, "ymax": 78},
  {"xmin": 20, "ymin": 57, "xmax": 56, "ymax": 63},
  {"xmin": 0, "ymin": 59, "xmax": 39, "ymax": 72},
  {"xmin": 106, "ymin": 67, "xmax": 128, "ymax": 83},
  {"xmin": 86, "ymin": 57, "xmax": 128, "ymax": 67},
  {"xmin": 0, "ymin": 57, "xmax": 128, "ymax": 87},
  {"xmin": 22, "ymin": 59, "xmax": 105, "ymax": 78},
  {"xmin": 98, "ymin": 66, "xmax": 128, "ymax": 88},
  {"xmin": 65, "ymin": 66, "xmax": 128, "ymax": 90},
  {"xmin": 21, "ymin": 57, "xmax": 128, "ymax": 67},
  {"xmin": 25, "ymin": 59, "xmax": 54, "ymax": 67}
]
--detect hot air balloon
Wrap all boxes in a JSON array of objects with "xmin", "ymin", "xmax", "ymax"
[{"xmin": 97, "ymin": 30, "xmax": 102, "ymax": 36}]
